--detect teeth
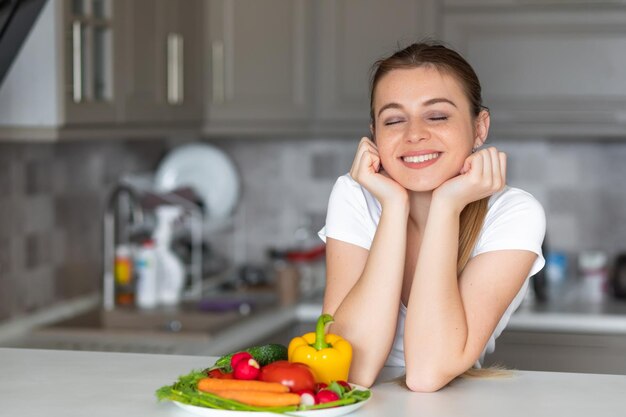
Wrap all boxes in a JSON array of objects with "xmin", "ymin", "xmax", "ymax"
[{"xmin": 402, "ymin": 153, "xmax": 440, "ymax": 163}]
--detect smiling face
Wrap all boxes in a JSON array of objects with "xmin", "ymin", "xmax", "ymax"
[{"xmin": 371, "ymin": 65, "xmax": 488, "ymax": 192}]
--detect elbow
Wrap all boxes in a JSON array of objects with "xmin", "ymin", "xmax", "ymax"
[
  {"xmin": 405, "ymin": 367, "xmax": 456, "ymax": 393},
  {"xmin": 349, "ymin": 367, "xmax": 379, "ymax": 388}
]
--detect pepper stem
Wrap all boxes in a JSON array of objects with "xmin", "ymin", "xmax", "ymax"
[{"xmin": 313, "ymin": 313, "xmax": 334, "ymax": 350}]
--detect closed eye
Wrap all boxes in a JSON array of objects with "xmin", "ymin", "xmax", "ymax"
[
  {"xmin": 384, "ymin": 119, "xmax": 405, "ymax": 126},
  {"xmin": 429, "ymin": 116, "xmax": 448, "ymax": 121}
]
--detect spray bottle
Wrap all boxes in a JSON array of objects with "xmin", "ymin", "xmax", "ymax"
[{"xmin": 154, "ymin": 205, "xmax": 185, "ymax": 306}]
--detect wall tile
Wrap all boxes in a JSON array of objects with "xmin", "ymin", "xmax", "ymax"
[
  {"xmin": 54, "ymin": 261, "xmax": 101, "ymax": 299},
  {"xmin": 24, "ymin": 159, "xmax": 54, "ymax": 195},
  {"xmin": 25, "ymin": 232, "xmax": 51, "ymax": 270},
  {"xmin": 546, "ymin": 213, "xmax": 579, "ymax": 252},
  {"xmin": 0, "ymin": 237, "xmax": 12, "ymax": 277},
  {"xmin": 0, "ymin": 272, "xmax": 14, "ymax": 320},
  {"xmin": 544, "ymin": 148, "xmax": 580, "ymax": 187},
  {"xmin": 22, "ymin": 195, "xmax": 55, "ymax": 234},
  {"xmin": 0, "ymin": 156, "xmax": 15, "ymax": 197},
  {"xmin": 21, "ymin": 266, "xmax": 56, "ymax": 312}
]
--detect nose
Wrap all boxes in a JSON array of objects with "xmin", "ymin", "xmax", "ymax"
[{"xmin": 406, "ymin": 119, "xmax": 430, "ymax": 143}]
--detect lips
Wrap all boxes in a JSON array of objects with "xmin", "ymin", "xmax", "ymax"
[
  {"xmin": 397, "ymin": 150, "xmax": 441, "ymax": 170},
  {"xmin": 401, "ymin": 152, "xmax": 440, "ymax": 163}
]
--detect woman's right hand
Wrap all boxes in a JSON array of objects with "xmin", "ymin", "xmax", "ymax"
[{"xmin": 349, "ymin": 137, "xmax": 408, "ymax": 207}]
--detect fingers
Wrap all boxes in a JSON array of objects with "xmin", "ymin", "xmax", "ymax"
[
  {"xmin": 350, "ymin": 137, "xmax": 380, "ymax": 180},
  {"xmin": 499, "ymin": 151, "xmax": 507, "ymax": 186},
  {"xmin": 467, "ymin": 147, "xmax": 507, "ymax": 193},
  {"xmin": 485, "ymin": 147, "xmax": 506, "ymax": 191}
]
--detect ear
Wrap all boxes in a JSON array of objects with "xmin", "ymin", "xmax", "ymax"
[
  {"xmin": 473, "ymin": 109, "xmax": 490, "ymax": 149},
  {"xmin": 370, "ymin": 123, "xmax": 376, "ymax": 143}
]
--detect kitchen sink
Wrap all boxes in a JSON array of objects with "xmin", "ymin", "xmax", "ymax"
[{"xmin": 0, "ymin": 294, "xmax": 322, "ymax": 357}]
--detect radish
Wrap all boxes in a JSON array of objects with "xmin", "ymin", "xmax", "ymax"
[
  {"xmin": 315, "ymin": 389, "xmax": 340, "ymax": 404},
  {"xmin": 295, "ymin": 389, "xmax": 317, "ymax": 406},
  {"xmin": 233, "ymin": 358, "xmax": 260, "ymax": 380},
  {"xmin": 336, "ymin": 380, "xmax": 352, "ymax": 391},
  {"xmin": 230, "ymin": 351, "xmax": 253, "ymax": 369}
]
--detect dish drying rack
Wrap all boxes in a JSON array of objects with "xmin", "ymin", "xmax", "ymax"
[{"xmin": 102, "ymin": 178, "xmax": 205, "ymax": 311}]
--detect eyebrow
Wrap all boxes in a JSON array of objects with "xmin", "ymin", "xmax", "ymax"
[{"xmin": 377, "ymin": 97, "xmax": 457, "ymax": 118}]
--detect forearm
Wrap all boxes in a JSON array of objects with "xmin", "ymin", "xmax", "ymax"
[
  {"xmin": 331, "ymin": 202, "xmax": 409, "ymax": 385},
  {"xmin": 404, "ymin": 200, "xmax": 472, "ymax": 387}
]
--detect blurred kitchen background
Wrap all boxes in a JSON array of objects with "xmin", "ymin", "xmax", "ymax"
[{"xmin": 2, "ymin": 0, "xmax": 626, "ymax": 374}]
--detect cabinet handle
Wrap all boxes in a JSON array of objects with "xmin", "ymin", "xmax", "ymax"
[
  {"xmin": 72, "ymin": 21, "xmax": 83, "ymax": 103},
  {"xmin": 212, "ymin": 41, "xmax": 225, "ymax": 103},
  {"xmin": 167, "ymin": 33, "xmax": 184, "ymax": 105}
]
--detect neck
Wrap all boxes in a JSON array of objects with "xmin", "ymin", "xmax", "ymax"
[{"xmin": 407, "ymin": 190, "xmax": 434, "ymax": 233}]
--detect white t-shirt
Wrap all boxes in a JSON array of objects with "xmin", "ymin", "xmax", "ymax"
[{"xmin": 318, "ymin": 174, "xmax": 546, "ymax": 368}]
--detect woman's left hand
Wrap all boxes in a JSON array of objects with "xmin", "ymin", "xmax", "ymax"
[{"xmin": 433, "ymin": 147, "xmax": 507, "ymax": 213}]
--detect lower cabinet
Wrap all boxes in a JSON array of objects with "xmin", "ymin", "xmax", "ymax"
[
  {"xmin": 484, "ymin": 330, "xmax": 626, "ymax": 375},
  {"xmin": 247, "ymin": 321, "xmax": 626, "ymax": 376}
]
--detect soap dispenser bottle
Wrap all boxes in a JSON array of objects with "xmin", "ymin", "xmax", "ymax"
[
  {"xmin": 154, "ymin": 205, "xmax": 185, "ymax": 306},
  {"xmin": 135, "ymin": 239, "xmax": 158, "ymax": 309}
]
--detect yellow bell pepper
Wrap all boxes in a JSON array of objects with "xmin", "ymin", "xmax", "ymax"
[{"xmin": 287, "ymin": 313, "xmax": 352, "ymax": 384}]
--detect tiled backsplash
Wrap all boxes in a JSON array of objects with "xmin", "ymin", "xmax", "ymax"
[
  {"xmin": 0, "ymin": 141, "xmax": 168, "ymax": 322},
  {"xmin": 1, "ymin": 137, "xmax": 626, "ymax": 323}
]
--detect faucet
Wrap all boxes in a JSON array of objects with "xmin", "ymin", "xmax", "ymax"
[{"xmin": 102, "ymin": 183, "xmax": 145, "ymax": 311}]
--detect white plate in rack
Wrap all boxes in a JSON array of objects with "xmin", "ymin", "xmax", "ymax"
[{"xmin": 154, "ymin": 143, "xmax": 240, "ymax": 229}]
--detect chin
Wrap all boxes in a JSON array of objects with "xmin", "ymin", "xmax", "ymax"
[{"xmin": 388, "ymin": 171, "xmax": 446, "ymax": 193}]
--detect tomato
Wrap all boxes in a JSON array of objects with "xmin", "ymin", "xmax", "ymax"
[
  {"xmin": 258, "ymin": 361, "xmax": 315, "ymax": 392},
  {"xmin": 207, "ymin": 369, "xmax": 234, "ymax": 379}
]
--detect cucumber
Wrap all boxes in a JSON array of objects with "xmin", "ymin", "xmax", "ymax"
[{"xmin": 210, "ymin": 343, "xmax": 288, "ymax": 373}]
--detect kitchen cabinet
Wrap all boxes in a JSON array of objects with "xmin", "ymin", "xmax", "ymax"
[
  {"xmin": 0, "ymin": 0, "xmax": 124, "ymax": 138},
  {"xmin": 121, "ymin": 0, "xmax": 203, "ymax": 125},
  {"xmin": 484, "ymin": 329, "xmax": 626, "ymax": 374},
  {"xmin": 204, "ymin": 0, "xmax": 439, "ymax": 137},
  {"xmin": 0, "ymin": 0, "xmax": 201, "ymax": 141},
  {"xmin": 442, "ymin": 2, "xmax": 626, "ymax": 138},
  {"xmin": 204, "ymin": 0, "xmax": 313, "ymax": 135},
  {"xmin": 62, "ymin": 0, "xmax": 123, "ymax": 125},
  {"xmin": 314, "ymin": 0, "xmax": 438, "ymax": 135}
]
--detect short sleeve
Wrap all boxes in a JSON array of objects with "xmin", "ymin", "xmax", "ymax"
[
  {"xmin": 473, "ymin": 187, "xmax": 547, "ymax": 277},
  {"xmin": 318, "ymin": 175, "xmax": 377, "ymax": 250}
]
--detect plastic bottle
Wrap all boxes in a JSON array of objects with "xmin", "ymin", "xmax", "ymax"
[
  {"xmin": 114, "ymin": 244, "xmax": 134, "ymax": 306},
  {"xmin": 135, "ymin": 239, "xmax": 159, "ymax": 309},
  {"xmin": 154, "ymin": 206, "xmax": 185, "ymax": 306}
]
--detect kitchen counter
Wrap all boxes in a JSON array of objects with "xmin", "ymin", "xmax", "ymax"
[{"xmin": 1, "ymin": 347, "xmax": 625, "ymax": 417}]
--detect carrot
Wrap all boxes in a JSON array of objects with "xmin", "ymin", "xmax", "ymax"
[
  {"xmin": 203, "ymin": 389, "xmax": 301, "ymax": 407},
  {"xmin": 197, "ymin": 378, "xmax": 288, "ymax": 393}
]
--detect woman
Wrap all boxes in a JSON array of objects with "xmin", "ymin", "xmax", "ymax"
[{"xmin": 318, "ymin": 41, "xmax": 546, "ymax": 392}]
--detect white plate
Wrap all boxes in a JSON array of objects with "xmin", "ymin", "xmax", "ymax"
[
  {"xmin": 154, "ymin": 143, "xmax": 240, "ymax": 228},
  {"xmin": 172, "ymin": 384, "xmax": 371, "ymax": 417}
]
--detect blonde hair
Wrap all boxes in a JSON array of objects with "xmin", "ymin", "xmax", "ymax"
[{"xmin": 458, "ymin": 198, "xmax": 489, "ymax": 273}]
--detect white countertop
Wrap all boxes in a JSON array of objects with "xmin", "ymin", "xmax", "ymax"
[{"xmin": 1, "ymin": 347, "xmax": 625, "ymax": 417}]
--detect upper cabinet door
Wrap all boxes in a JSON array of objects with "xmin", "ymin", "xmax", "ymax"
[
  {"xmin": 63, "ymin": 0, "xmax": 122, "ymax": 125},
  {"xmin": 442, "ymin": 5, "xmax": 626, "ymax": 138},
  {"xmin": 205, "ymin": 0, "xmax": 313, "ymax": 134},
  {"xmin": 315, "ymin": 0, "xmax": 437, "ymax": 134},
  {"xmin": 122, "ymin": 0, "xmax": 203, "ymax": 125}
]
